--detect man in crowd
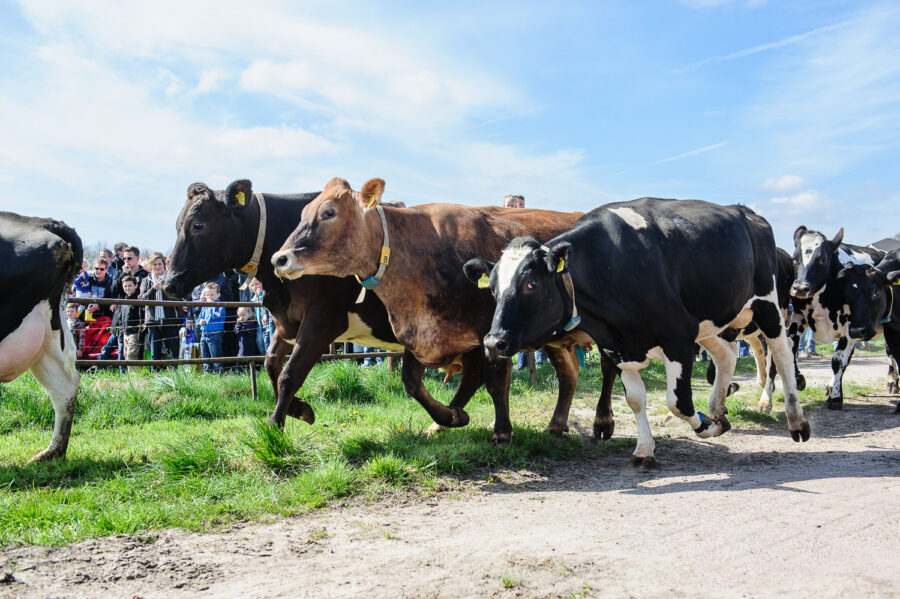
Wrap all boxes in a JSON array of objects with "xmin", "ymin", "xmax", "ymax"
[{"xmin": 100, "ymin": 245, "xmax": 149, "ymax": 362}]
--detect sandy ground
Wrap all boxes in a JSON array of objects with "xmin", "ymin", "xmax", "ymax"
[{"xmin": 2, "ymin": 354, "xmax": 899, "ymax": 599}]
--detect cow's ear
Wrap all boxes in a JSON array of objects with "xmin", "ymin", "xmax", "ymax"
[
  {"xmin": 187, "ymin": 182, "xmax": 211, "ymax": 200},
  {"xmin": 224, "ymin": 179, "xmax": 253, "ymax": 209},
  {"xmin": 887, "ymin": 270, "xmax": 900, "ymax": 285},
  {"xmin": 359, "ymin": 178, "xmax": 386, "ymax": 210},
  {"xmin": 793, "ymin": 225, "xmax": 808, "ymax": 245},
  {"xmin": 830, "ymin": 228, "xmax": 844, "ymax": 247},
  {"xmin": 836, "ymin": 267, "xmax": 849, "ymax": 281},
  {"xmin": 463, "ymin": 259, "xmax": 495, "ymax": 289},
  {"xmin": 546, "ymin": 242, "xmax": 572, "ymax": 275},
  {"xmin": 867, "ymin": 267, "xmax": 888, "ymax": 286}
]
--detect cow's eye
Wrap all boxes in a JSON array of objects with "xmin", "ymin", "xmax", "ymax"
[
  {"xmin": 321, "ymin": 208, "xmax": 336, "ymax": 220},
  {"xmin": 192, "ymin": 222, "xmax": 204, "ymax": 232},
  {"xmin": 526, "ymin": 280, "xmax": 536, "ymax": 290}
]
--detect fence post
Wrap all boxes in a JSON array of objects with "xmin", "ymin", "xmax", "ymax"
[{"xmin": 250, "ymin": 361, "xmax": 258, "ymax": 401}]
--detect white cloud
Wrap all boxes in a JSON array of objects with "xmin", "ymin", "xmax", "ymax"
[
  {"xmin": 653, "ymin": 141, "xmax": 728, "ymax": 165},
  {"xmin": 759, "ymin": 174, "xmax": 807, "ymax": 192},
  {"xmin": 196, "ymin": 68, "xmax": 227, "ymax": 94},
  {"xmin": 770, "ymin": 189, "xmax": 824, "ymax": 208}
]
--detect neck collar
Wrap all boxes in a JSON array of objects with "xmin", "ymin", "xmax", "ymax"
[
  {"xmin": 236, "ymin": 192, "xmax": 267, "ymax": 289},
  {"xmin": 354, "ymin": 204, "xmax": 391, "ymax": 303},
  {"xmin": 541, "ymin": 245, "xmax": 581, "ymax": 332},
  {"xmin": 882, "ymin": 284, "xmax": 894, "ymax": 324}
]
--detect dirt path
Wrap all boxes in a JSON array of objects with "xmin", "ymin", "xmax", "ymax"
[{"xmin": 3, "ymin": 355, "xmax": 899, "ymax": 598}]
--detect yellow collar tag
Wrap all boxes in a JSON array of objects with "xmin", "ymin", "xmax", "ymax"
[
  {"xmin": 478, "ymin": 273, "xmax": 490, "ymax": 288},
  {"xmin": 238, "ymin": 261, "xmax": 256, "ymax": 273},
  {"xmin": 379, "ymin": 245, "xmax": 391, "ymax": 266},
  {"xmin": 556, "ymin": 258, "xmax": 565, "ymax": 273},
  {"xmin": 235, "ymin": 191, "xmax": 246, "ymax": 206}
]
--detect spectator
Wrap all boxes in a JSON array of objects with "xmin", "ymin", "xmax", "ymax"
[
  {"xmin": 99, "ymin": 248, "xmax": 117, "ymax": 280},
  {"xmin": 113, "ymin": 242, "xmax": 127, "ymax": 271},
  {"xmin": 65, "ymin": 302, "xmax": 85, "ymax": 359},
  {"xmin": 77, "ymin": 258, "xmax": 114, "ymax": 319},
  {"xmin": 800, "ymin": 329, "xmax": 819, "ymax": 357},
  {"xmin": 249, "ymin": 279, "xmax": 273, "ymax": 354},
  {"xmin": 234, "ymin": 307, "xmax": 259, "ymax": 358},
  {"xmin": 197, "ymin": 282, "xmax": 225, "ymax": 373},
  {"xmin": 139, "ymin": 251, "xmax": 180, "ymax": 365},
  {"xmin": 101, "ymin": 246, "xmax": 148, "ymax": 362},
  {"xmin": 110, "ymin": 275, "xmax": 143, "ymax": 370}
]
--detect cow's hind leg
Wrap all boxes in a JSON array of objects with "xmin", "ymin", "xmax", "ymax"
[
  {"xmin": 825, "ymin": 337, "xmax": 855, "ymax": 410},
  {"xmin": 698, "ymin": 337, "xmax": 735, "ymax": 434},
  {"xmin": 28, "ymin": 326, "xmax": 79, "ymax": 463},
  {"xmin": 663, "ymin": 347, "xmax": 727, "ymax": 439},
  {"xmin": 747, "ymin": 335, "xmax": 767, "ymax": 388},
  {"xmin": 421, "ymin": 349, "xmax": 482, "ymax": 436},
  {"xmin": 543, "ymin": 345, "xmax": 580, "ymax": 436},
  {"xmin": 758, "ymin": 349, "xmax": 777, "ymax": 413},
  {"xmin": 619, "ymin": 368, "xmax": 655, "ymax": 468},
  {"xmin": 593, "ymin": 352, "xmax": 618, "ymax": 441},
  {"xmin": 753, "ymin": 298, "xmax": 809, "ymax": 441}
]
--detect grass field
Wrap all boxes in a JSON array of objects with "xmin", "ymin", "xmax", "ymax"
[{"xmin": 0, "ymin": 343, "xmax": 884, "ymax": 547}]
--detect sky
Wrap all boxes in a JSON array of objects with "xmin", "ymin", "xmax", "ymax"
[{"xmin": 1, "ymin": 0, "xmax": 898, "ymax": 255}]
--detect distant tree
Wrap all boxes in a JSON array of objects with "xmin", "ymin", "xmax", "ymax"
[
  {"xmin": 894, "ymin": 233, "xmax": 900, "ymax": 241},
  {"xmin": 82, "ymin": 240, "xmax": 110, "ymax": 268}
]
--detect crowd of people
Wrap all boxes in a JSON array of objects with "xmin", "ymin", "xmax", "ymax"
[{"xmin": 67, "ymin": 242, "xmax": 275, "ymax": 372}]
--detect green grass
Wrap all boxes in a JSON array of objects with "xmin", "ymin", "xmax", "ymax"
[{"xmin": 0, "ymin": 345, "xmax": 886, "ymax": 546}]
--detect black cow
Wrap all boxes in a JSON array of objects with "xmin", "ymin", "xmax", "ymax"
[
  {"xmin": 875, "ymin": 249, "xmax": 900, "ymax": 398},
  {"xmin": 465, "ymin": 198, "xmax": 810, "ymax": 466},
  {"xmin": 1, "ymin": 212, "xmax": 82, "ymax": 462},
  {"xmin": 164, "ymin": 180, "xmax": 503, "ymax": 432},
  {"xmin": 789, "ymin": 226, "xmax": 885, "ymax": 409}
]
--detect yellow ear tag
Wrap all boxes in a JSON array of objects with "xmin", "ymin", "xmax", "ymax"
[
  {"xmin": 235, "ymin": 191, "xmax": 246, "ymax": 206},
  {"xmin": 367, "ymin": 194, "xmax": 377, "ymax": 209},
  {"xmin": 477, "ymin": 273, "xmax": 490, "ymax": 289},
  {"xmin": 556, "ymin": 258, "xmax": 565, "ymax": 273}
]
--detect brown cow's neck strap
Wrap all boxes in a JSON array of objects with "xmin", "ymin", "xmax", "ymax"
[
  {"xmin": 237, "ymin": 192, "xmax": 267, "ymax": 289},
  {"xmin": 354, "ymin": 204, "xmax": 391, "ymax": 303}
]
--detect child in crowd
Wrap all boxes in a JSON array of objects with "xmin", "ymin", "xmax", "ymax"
[
  {"xmin": 65, "ymin": 302, "xmax": 85, "ymax": 359},
  {"xmin": 111, "ymin": 275, "xmax": 143, "ymax": 370},
  {"xmin": 234, "ymin": 307, "xmax": 258, "ymax": 359},
  {"xmin": 197, "ymin": 282, "xmax": 225, "ymax": 373}
]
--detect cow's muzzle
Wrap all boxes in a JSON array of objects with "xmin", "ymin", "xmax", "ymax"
[
  {"xmin": 271, "ymin": 250, "xmax": 303, "ymax": 280},
  {"xmin": 791, "ymin": 282, "xmax": 813, "ymax": 299},
  {"xmin": 848, "ymin": 326, "xmax": 874, "ymax": 341},
  {"xmin": 484, "ymin": 333, "xmax": 516, "ymax": 358}
]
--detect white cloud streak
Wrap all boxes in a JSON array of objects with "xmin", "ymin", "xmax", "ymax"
[{"xmin": 653, "ymin": 141, "xmax": 728, "ymax": 164}]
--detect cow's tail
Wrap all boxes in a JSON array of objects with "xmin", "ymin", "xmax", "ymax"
[
  {"xmin": 46, "ymin": 220, "xmax": 84, "ymax": 284},
  {"xmin": 45, "ymin": 221, "xmax": 84, "ymax": 350}
]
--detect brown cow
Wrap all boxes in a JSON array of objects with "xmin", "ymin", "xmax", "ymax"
[{"xmin": 272, "ymin": 178, "xmax": 617, "ymax": 443}]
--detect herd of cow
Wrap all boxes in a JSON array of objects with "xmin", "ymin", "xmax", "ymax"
[{"xmin": 2, "ymin": 179, "xmax": 898, "ymax": 467}]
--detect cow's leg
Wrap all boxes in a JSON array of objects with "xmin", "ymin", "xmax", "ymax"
[
  {"xmin": 542, "ymin": 345, "xmax": 580, "ymax": 436},
  {"xmin": 663, "ymin": 348, "xmax": 727, "ymax": 439},
  {"xmin": 747, "ymin": 335, "xmax": 767, "ymax": 388},
  {"xmin": 481, "ymin": 353, "xmax": 513, "ymax": 444},
  {"xmin": 28, "ymin": 325, "xmax": 79, "ymax": 463},
  {"xmin": 754, "ymin": 299, "xmax": 809, "ymax": 441},
  {"xmin": 826, "ymin": 337, "xmax": 855, "ymax": 410},
  {"xmin": 698, "ymin": 337, "xmax": 735, "ymax": 433},
  {"xmin": 266, "ymin": 333, "xmax": 314, "ymax": 427},
  {"xmin": 787, "ymin": 320, "xmax": 806, "ymax": 391},
  {"xmin": 416, "ymin": 350, "xmax": 478, "ymax": 436},
  {"xmin": 593, "ymin": 352, "xmax": 618, "ymax": 441},
  {"xmin": 758, "ymin": 349, "xmax": 777, "ymax": 413},
  {"xmin": 881, "ymin": 330, "xmax": 900, "ymax": 406},
  {"xmin": 619, "ymin": 368, "xmax": 655, "ymax": 468}
]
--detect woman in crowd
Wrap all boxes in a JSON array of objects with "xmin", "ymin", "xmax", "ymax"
[{"xmin": 139, "ymin": 251, "xmax": 180, "ymax": 364}]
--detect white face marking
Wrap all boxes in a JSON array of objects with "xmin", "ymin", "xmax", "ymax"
[
  {"xmin": 799, "ymin": 234, "xmax": 824, "ymax": 267},
  {"xmin": 338, "ymin": 312, "xmax": 404, "ymax": 350},
  {"xmin": 837, "ymin": 247, "xmax": 875, "ymax": 266},
  {"xmin": 495, "ymin": 245, "xmax": 532, "ymax": 297},
  {"xmin": 609, "ymin": 207, "xmax": 648, "ymax": 230}
]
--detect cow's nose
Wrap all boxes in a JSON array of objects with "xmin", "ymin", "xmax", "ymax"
[
  {"xmin": 484, "ymin": 334, "xmax": 509, "ymax": 355},
  {"xmin": 849, "ymin": 326, "xmax": 869, "ymax": 340},
  {"xmin": 272, "ymin": 252, "xmax": 290, "ymax": 269},
  {"xmin": 791, "ymin": 282, "xmax": 812, "ymax": 298}
]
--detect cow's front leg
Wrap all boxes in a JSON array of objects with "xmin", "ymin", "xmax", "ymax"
[
  {"xmin": 482, "ymin": 353, "xmax": 513, "ymax": 445},
  {"xmin": 619, "ymin": 368, "xmax": 655, "ymax": 468},
  {"xmin": 826, "ymin": 337, "xmax": 855, "ymax": 410},
  {"xmin": 542, "ymin": 345, "xmax": 580, "ymax": 436},
  {"xmin": 593, "ymin": 352, "xmax": 618, "ymax": 441},
  {"xmin": 698, "ymin": 337, "xmax": 735, "ymax": 435},
  {"xmin": 406, "ymin": 350, "xmax": 474, "ymax": 436}
]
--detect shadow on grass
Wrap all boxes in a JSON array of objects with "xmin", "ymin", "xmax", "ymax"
[{"xmin": 0, "ymin": 455, "xmax": 141, "ymax": 491}]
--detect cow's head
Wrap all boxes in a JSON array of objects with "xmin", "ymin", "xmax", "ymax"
[
  {"xmin": 271, "ymin": 178, "xmax": 385, "ymax": 280},
  {"xmin": 464, "ymin": 237, "xmax": 574, "ymax": 357},
  {"xmin": 836, "ymin": 264, "xmax": 891, "ymax": 340},
  {"xmin": 164, "ymin": 179, "xmax": 253, "ymax": 297},
  {"xmin": 791, "ymin": 225, "xmax": 843, "ymax": 299}
]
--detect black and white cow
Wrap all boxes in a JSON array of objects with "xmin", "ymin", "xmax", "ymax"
[
  {"xmin": 465, "ymin": 198, "xmax": 810, "ymax": 467},
  {"xmin": 1, "ymin": 212, "xmax": 82, "ymax": 462},
  {"xmin": 874, "ymin": 249, "xmax": 900, "ymax": 398},
  {"xmin": 789, "ymin": 226, "xmax": 885, "ymax": 409}
]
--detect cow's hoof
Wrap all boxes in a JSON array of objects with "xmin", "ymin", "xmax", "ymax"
[
  {"xmin": 756, "ymin": 399, "xmax": 772, "ymax": 413},
  {"xmin": 449, "ymin": 408, "xmax": 469, "ymax": 428},
  {"xmin": 886, "ymin": 382, "xmax": 899, "ymax": 394},
  {"xmin": 894, "ymin": 401, "xmax": 900, "ymax": 414},
  {"xmin": 26, "ymin": 447, "xmax": 65, "ymax": 464},
  {"xmin": 267, "ymin": 414, "xmax": 287, "ymax": 429},
  {"xmin": 491, "ymin": 431, "xmax": 513, "ymax": 445},
  {"xmin": 593, "ymin": 419, "xmax": 615, "ymax": 441},
  {"xmin": 824, "ymin": 385, "xmax": 833, "ymax": 396},
  {"xmin": 790, "ymin": 422, "xmax": 811, "ymax": 442},
  {"xmin": 726, "ymin": 382, "xmax": 740, "ymax": 396},
  {"xmin": 546, "ymin": 424, "xmax": 569, "ymax": 437},
  {"xmin": 640, "ymin": 456, "xmax": 658, "ymax": 470},
  {"xmin": 628, "ymin": 455, "xmax": 655, "ymax": 469},
  {"xmin": 425, "ymin": 422, "xmax": 448, "ymax": 437},
  {"xmin": 826, "ymin": 398, "xmax": 843, "ymax": 411},
  {"xmin": 287, "ymin": 397, "xmax": 316, "ymax": 424},
  {"xmin": 796, "ymin": 374, "xmax": 806, "ymax": 391},
  {"xmin": 716, "ymin": 416, "xmax": 732, "ymax": 436}
]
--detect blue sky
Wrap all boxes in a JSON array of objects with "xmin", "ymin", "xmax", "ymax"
[{"xmin": 1, "ymin": 0, "xmax": 898, "ymax": 255}]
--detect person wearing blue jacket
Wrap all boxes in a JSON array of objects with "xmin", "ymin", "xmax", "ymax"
[{"xmin": 197, "ymin": 282, "xmax": 225, "ymax": 373}]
